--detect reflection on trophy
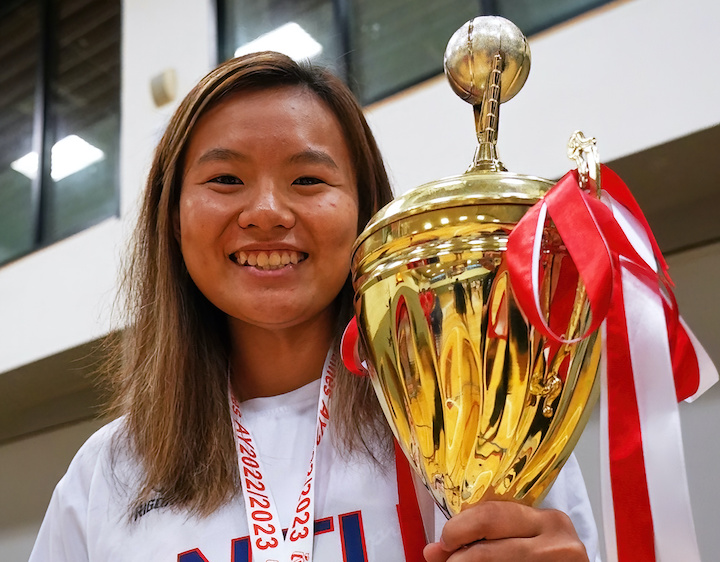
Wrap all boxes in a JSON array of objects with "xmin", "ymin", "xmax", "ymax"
[{"xmin": 346, "ymin": 16, "xmax": 602, "ymax": 518}]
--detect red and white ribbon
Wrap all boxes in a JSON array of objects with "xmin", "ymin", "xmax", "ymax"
[
  {"xmin": 506, "ymin": 165, "xmax": 718, "ymax": 561},
  {"xmin": 228, "ymin": 349, "xmax": 339, "ymax": 562}
]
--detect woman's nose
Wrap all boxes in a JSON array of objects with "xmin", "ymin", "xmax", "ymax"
[{"xmin": 237, "ymin": 183, "xmax": 295, "ymax": 230}]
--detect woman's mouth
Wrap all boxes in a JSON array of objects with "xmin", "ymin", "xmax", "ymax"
[{"xmin": 230, "ymin": 250, "xmax": 308, "ymax": 271}]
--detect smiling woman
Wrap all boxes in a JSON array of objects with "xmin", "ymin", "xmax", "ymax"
[
  {"xmin": 179, "ymin": 85, "xmax": 360, "ymax": 397},
  {"xmin": 28, "ymin": 52, "xmax": 600, "ymax": 562}
]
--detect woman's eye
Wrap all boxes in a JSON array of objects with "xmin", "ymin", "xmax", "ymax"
[
  {"xmin": 293, "ymin": 176, "xmax": 324, "ymax": 186},
  {"xmin": 209, "ymin": 175, "xmax": 243, "ymax": 185}
]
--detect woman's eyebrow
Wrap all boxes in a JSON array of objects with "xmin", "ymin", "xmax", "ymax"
[
  {"xmin": 288, "ymin": 149, "xmax": 339, "ymax": 169},
  {"xmin": 196, "ymin": 147, "xmax": 250, "ymax": 165}
]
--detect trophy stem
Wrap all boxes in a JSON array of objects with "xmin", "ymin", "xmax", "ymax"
[{"xmin": 471, "ymin": 53, "xmax": 506, "ymax": 172}]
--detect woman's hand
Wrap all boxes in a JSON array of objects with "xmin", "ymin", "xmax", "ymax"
[{"xmin": 423, "ymin": 501, "xmax": 589, "ymax": 561}]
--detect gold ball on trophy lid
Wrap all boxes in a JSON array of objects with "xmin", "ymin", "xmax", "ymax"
[{"xmin": 444, "ymin": 16, "xmax": 530, "ymax": 105}]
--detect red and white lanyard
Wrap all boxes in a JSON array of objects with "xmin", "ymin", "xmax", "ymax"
[{"xmin": 228, "ymin": 349, "xmax": 339, "ymax": 562}]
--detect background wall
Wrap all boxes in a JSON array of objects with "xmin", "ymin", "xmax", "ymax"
[
  {"xmin": 0, "ymin": 418, "xmax": 105, "ymax": 561},
  {"xmin": 1, "ymin": 0, "xmax": 718, "ymax": 559}
]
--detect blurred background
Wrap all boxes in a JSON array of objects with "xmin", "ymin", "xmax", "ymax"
[{"xmin": 1, "ymin": 0, "xmax": 718, "ymax": 559}]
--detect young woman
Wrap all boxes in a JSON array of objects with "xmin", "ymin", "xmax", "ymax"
[{"xmin": 30, "ymin": 52, "xmax": 599, "ymax": 562}]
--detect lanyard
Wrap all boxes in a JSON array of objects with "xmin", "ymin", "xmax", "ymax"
[{"xmin": 228, "ymin": 349, "xmax": 339, "ymax": 562}]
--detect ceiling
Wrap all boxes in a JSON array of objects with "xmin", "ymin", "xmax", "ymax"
[{"xmin": 607, "ymin": 124, "xmax": 720, "ymax": 255}]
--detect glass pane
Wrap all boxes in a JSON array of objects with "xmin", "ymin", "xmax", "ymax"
[
  {"xmin": 218, "ymin": 0, "xmax": 615, "ymax": 106},
  {"xmin": 0, "ymin": 0, "xmax": 39, "ymax": 265},
  {"xmin": 498, "ymin": 0, "xmax": 611, "ymax": 36},
  {"xmin": 350, "ymin": 0, "xmax": 479, "ymax": 104},
  {"xmin": 222, "ymin": 0, "xmax": 344, "ymax": 78},
  {"xmin": 43, "ymin": 0, "xmax": 121, "ymax": 244}
]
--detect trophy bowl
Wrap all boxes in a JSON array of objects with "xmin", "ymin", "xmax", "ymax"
[{"xmin": 348, "ymin": 17, "xmax": 601, "ymax": 518}]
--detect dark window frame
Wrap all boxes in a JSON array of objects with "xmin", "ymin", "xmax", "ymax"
[{"xmin": 0, "ymin": 0, "xmax": 121, "ymax": 268}]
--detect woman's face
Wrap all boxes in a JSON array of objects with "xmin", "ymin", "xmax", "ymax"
[{"xmin": 178, "ymin": 85, "xmax": 359, "ymax": 333}]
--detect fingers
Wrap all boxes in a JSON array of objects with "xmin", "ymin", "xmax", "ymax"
[
  {"xmin": 423, "ymin": 541, "xmax": 452, "ymax": 562},
  {"xmin": 423, "ymin": 501, "xmax": 589, "ymax": 562},
  {"xmin": 426, "ymin": 537, "xmax": 581, "ymax": 562},
  {"xmin": 440, "ymin": 501, "xmax": 544, "ymax": 551},
  {"xmin": 425, "ymin": 536, "xmax": 533, "ymax": 562}
]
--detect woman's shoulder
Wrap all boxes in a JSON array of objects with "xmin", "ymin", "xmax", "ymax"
[
  {"xmin": 80, "ymin": 416, "xmax": 125, "ymax": 448},
  {"xmin": 29, "ymin": 418, "xmax": 137, "ymax": 561},
  {"xmin": 71, "ymin": 417, "xmax": 125, "ymax": 462},
  {"xmin": 57, "ymin": 416, "xmax": 135, "ymax": 494}
]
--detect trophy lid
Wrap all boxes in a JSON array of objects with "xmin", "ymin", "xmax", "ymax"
[{"xmin": 357, "ymin": 16, "xmax": 552, "ymax": 244}]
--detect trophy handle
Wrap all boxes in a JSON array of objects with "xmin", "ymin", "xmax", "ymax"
[
  {"xmin": 567, "ymin": 131, "xmax": 602, "ymax": 196},
  {"xmin": 341, "ymin": 317, "xmax": 368, "ymax": 376}
]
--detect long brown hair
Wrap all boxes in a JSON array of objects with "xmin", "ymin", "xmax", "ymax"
[{"xmin": 108, "ymin": 52, "xmax": 394, "ymax": 516}]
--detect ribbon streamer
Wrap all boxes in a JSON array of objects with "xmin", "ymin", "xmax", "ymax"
[{"xmin": 507, "ymin": 164, "xmax": 718, "ymax": 561}]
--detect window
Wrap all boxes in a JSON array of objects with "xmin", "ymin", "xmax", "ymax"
[
  {"xmin": 220, "ymin": 0, "xmax": 346, "ymax": 79},
  {"xmin": 349, "ymin": 0, "xmax": 481, "ymax": 103},
  {"xmin": 219, "ymin": 0, "xmax": 611, "ymax": 105},
  {"xmin": 0, "ymin": 0, "xmax": 121, "ymax": 266},
  {"xmin": 497, "ymin": 0, "xmax": 611, "ymax": 36}
]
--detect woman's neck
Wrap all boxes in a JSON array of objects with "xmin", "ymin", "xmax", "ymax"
[{"xmin": 228, "ymin": 314, "xmax": 336, "ymax": 400}]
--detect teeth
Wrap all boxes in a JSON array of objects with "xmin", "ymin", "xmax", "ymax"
[{"xmin": 234, "ymin": 250, "xmax": 305, "ymax": 270}]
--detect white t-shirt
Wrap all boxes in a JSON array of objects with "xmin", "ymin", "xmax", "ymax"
[{"xmin": 29, "ymin": 379, "xmax": 600, "ymax": 561}]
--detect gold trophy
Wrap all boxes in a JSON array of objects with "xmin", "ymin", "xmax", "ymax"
[{"xmin": 347, "ymin": 16, "xmax": 601, "ymax": 517}]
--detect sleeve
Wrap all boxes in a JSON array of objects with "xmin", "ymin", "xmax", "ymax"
[
  {"xmin": 28, "ymin": 472, "xmax": 90, "ymax": 562},
  {"xmin": 539, "ymin": 453, "xmax": 602, "ymax": 562},
  {"xmin": 28, "ymin": 421, "xmax": 119, "ymax": 562}
]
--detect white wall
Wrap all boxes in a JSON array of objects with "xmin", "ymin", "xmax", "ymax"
[
  {"xmin": 0, "ymin": 220, "xmax": 121, "ymax": 375},
  {"xmin": 120, "ymin": 0, "xmax": 218, "ymax": 218}
]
